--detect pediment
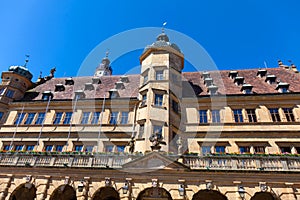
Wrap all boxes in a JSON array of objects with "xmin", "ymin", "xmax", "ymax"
[{"xmin": 122, "ymin": 152, "xmax": 189, "ymax": 172}]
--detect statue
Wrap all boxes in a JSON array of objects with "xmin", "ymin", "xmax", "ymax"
[
  {"xmin": 49, "ymin": 67, "xmax": 56, "ymax": 77},
  {"xmin": 127, "ymin": 137, "xmax": 135, "ymax": 154},
  {"xmin": 176, "ymin": 136, "xmax": 183, "ymax": 155},
  {"xmin": 149, "ymin": 130, "xmax": 166, "ymax": 151}
]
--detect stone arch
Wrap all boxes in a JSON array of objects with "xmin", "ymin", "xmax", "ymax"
[
  {"xmin": 136, "ymin": 187, "xmax": 173, "ymax": 200},
  {"xmin": 250, "ymin": 192, "xmax": 279, "ymax": 200},
  {"xmin": 9, "ymin": 183, "xmax": 37, "ymax": 200},
  {"xmin": 192, "ymin": 189, "xmax": 228, "ymax": 200},
  {"xmin": 92, "ymin": 186, "xmax": 120, "ymax": 200},
  {"xmin": 49, "ymin": 184, "xmax": 76, "ymax": 200}
]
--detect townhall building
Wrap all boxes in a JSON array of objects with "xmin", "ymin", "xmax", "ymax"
[{"xmin": 0, "ymin": 31, "xmax": 300, "ymax": 200}]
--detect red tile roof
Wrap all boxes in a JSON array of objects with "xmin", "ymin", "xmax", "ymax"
[{"xmin": 22, "ymin": 67, "xmax": 300, "ymax": 101}]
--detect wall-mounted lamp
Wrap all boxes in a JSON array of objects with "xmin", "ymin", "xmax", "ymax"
[
  {"xmin": 238, "ymin": 186, "xmax": 246, "ymax": 199},
  {"xmin": 178, "ymin": 180, "xmax": 186, "ymax": 197},
  {"xmin": 259, "ymin": 182, "xmax": 267, "ymax": 192},
  {"xmin": 64, "ymin": 176, "xmax": 70, "ymax": 185},
  {"xmin": 205, "ymin": 180, "xmax": 213, "ymax": 190},
  {"xmin": 78, "ymin": 181, "xmax": 85, "ymax": 192},
  {"xmin": 105, "ymin": 177, "xmax": 111, "ymax": 186},
  {"xmin": 152, "ymin": 179, "xmax": 158, "ymax": 187}
]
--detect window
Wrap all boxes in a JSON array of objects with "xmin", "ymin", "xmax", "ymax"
[
  {"xmin": 254, "ymin": 146, "xmax": 265, "ymax": 154},
  {"xmin": 138, "ymin": 124, "xmax": 144, "ymax": 138},
  {"xmin": 24, "ymin": 113, "xmax": 35, "ymax": 125},
  {"xmin": 211, "ymin": 110, "xmax": 221, "ymax": 123},
  {"xmin": 75, "ymin": 145, "xmax": 83, "ymax": 152},
  {"xmin": 109, "ymin": 112, "xmax": 118, "ymax": 124},
  {"xmin": 156, "ymin": 70, "xmax": 164, "ymax": 80},
  {"xmin": 35, "ymin": 112, "xmax": 45, "ymax": 125},
  {"xmin": 6, "ymin": 89, "xmax": 14, "ymax": 98},
  {"xmin": 246, "ymin": 109, "xmax": 257, "ymax": 123},
  {"xmin": 91, "ymin": 112, "xmax": 101, "ymax": 124},
  {"xmin": 201, "ymin": 146, "xmax": 211, "ymax": 155},
  {"xmin": 153, "ymin": 125, "xmax": 163, "ymax": 139},
  {"xmin": 85, "ymin": 145, "xmax": 94, "ymax": 152},
  {"xmin": 105, "ymin": 145, "xmax": 114, "ymax": 152},
  {"xmin": 63, "ymin": 112, "xmax": 73, "ymax": 124},
  {"xmin": 143, "ymin": 73, "xmax": 148, "ymax": 84},
  {"xmin": 0, "ymin": 112, "xmax": 3, "ymax": 121},
  {"xmin": 15, "ymin": 145, "xmax": 23, "ymax": 151},
  {"xmin": 81, "ymin": 112, "xmax": 90, "ymax": 124},
  {"xmin": 240, "ymin": 146, "xmax": 251, "ymax": 154},
  {"xmin": 199, "ymin": 110, "xmax": 208, "ymax": 123},
  {"xmin": 172, "ymin": 100, "xmax": 179, "ymax": 113},
  {"xmin": 0, "ymin": 88, "xmax": 4, "ymax": 95},
  {"xmin": 3, "ymin": 145, "xmax": 10, "ymax": 151},
  {"xmin": 280, "ymin": 147, "xmax": 291, "ymax": 154},
  {"xmin": 56, "ymin": 145, "xmax": 63, "ymax": 152},
  {"xmin": 45, "ymin": 145, "xmax": 53, "ymax": 152},
  {"xmin": 154, "ymin": 94, "xmax": 163, "ymax": 107},
  {"xmin": 53, "ymin": 112, "xmax": 63, "ymax": 124},
  {"xmin": 233, "ymin": 109, "xmax": 243, "ymax": 123},
  {"xmin": 283, "ymin": 108, "xmax": 295, "ymax": 122},
  {"xmin": 14, "ymin": 113, "xmax": 25, "ymax": 125},
  {"xmin": 116, "ymin": 145, "xmax": 125, "ymax": 152},
  {"xmin": 215, "ymin": 146, "xmax": 225, "ymax": 153},
  {"xmin": 269, "ymin": 108, "xmax": 281, "ymax": 122},
  {"xmin": 120, "ymin": 112, "xmax": 128, "ymax": 124},
  {"xmin": 26, "ymin": 145, "xmax": 34, "ymax": 151},
  {"xmin": 141, "ymin": 94, "xmax": 147, "ymax": 106}
]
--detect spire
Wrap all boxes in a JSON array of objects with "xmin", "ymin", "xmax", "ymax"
[
  {"xmin": 162, "ymin": 22, "xmax": 167, "ymax": 33},
  {"xmin": 24, "ymin": 54, "xmax": 30, "ymax": 68}
]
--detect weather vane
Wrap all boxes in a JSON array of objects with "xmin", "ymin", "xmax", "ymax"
[
  {"xmin": 162, "ymin": 22, "xmax": 167, "ymax": 33},
  {"xmin": 24, "ymin": 54, "xmax": 30, "ymax": 67}
]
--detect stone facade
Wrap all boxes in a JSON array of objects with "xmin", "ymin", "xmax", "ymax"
[{"xmin": 0, "ymin": 32, "xmax": 300, "ymax": 199}]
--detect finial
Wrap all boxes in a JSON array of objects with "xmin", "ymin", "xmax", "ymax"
[
  {"xmin": 105, "ymin": 49, "xmax": 110, "ymax": 58},
  {"xmin": 39, "ymin": 71, "xmax": 42, "ymax": 78},
  {"xmin": 24, "ymin": 54, "xmax": 30, "ymax": 68},
  {"xmin": 162, "ymin": 22, "xmax": 167, "ymax": 33}
]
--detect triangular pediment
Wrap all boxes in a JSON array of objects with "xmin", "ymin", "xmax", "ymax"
[{"xmin": 122, "ymin": 152, "xmax": 189, "ymax": 172}]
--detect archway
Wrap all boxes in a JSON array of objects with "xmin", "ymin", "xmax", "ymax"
[
  {"xmin": 49, "ymin": 184, "xmax": 77, "ymax": 200},
  {"xmin": 192, "ymin": 189, "xmax": 228, "ymax": 200},
  {"xmin": 9, "ymin": 183, "xmax": 36, "ymax": 200},
  {"xmin": 136, "ymin": 187, "xmax": 173, "ymax": 200},
  {"xmin": 250, "ymin": 192, "xmax": 279, "ymax": 200},
  {"xmin": 92, "ymin": 186, "xmax": 120, "ymax": 200}
]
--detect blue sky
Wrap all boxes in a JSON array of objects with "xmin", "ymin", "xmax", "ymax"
[{"xmin": 0, "ymin": 0, "xmax": 299, "ymax": 80}]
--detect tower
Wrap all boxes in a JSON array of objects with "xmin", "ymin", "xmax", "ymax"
[
  {"xmin": 136, "ymin": 30, "xmax": 184, "ymax": 152},
  {"xmin": 94, "ymin": 52, "xmax": 113, "ymax": 77},
  {"xmin": 0, "ymin": 57, "xmax": 33, "ymax": 123}
]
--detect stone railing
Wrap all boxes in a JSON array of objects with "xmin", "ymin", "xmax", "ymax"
[
  {"xmin": 1, "ymin": 152, "xmax": 300, "ymax": 172},
  {"xmin": 183, "ymin": 154, "xmax": 300, "ymax": 171},
  {"xmin": 0, "ymin": 153, "xmax": 141, "ymax": 168}
]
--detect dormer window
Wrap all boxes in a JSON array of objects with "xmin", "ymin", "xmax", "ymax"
[
  {"xmin": 115, "ymin": 81, "xmax": 125, "ymax": 90},
  {"xmin": 109, "ymin": 89, "xmax": 119, "ymax": 98},
  {"xmin": 241, "ymin": 84, "xmax": 253, "ymax": 94},
  {"xmin": 202, "ymin": 72, "xmax": 210, "ymax": 79},
  {"xmin": 92, "ymin": 77, "xmax": 101, "ymax": 84},
  {"xmin": 204, "ymin": 77, "xmax": 213, "ymax": 86},
  {"xmin": 234, "ymin": 77, "xmax": 244, "ymax": 86},
  {"xmin": 257, "ymin": 69, "xmax": 267, "ymax": 78},
  {"xmin": 65, "ymin": 78, "xmax": 74, "ymax": 85},
  {"xmin": 42, "ymin": 91, "xmax": 53, "ymax": 101},
  {"xmin": 265, "ymin": 75, "xmax": 276, "ymax": 84},
  {"xmin": 84, "ymin": 83, "xmax": 94, "ymax": 91},
  {"xmin": 276, "ymin": 82, "xmax": 289, "ymax": 93},
  {"xmin": 207, "ymin": 85, "xmax": 218, "ymax": 95},
  {"xmin": 228, "ymin": 71, "xmax": 238, "ymax": 79},
  {"xmin": 120, "ymin": 75, "xmax": 129, "ymax": 83},
  {"xmin": 55, "ymin": 84, "xmax": 65, "ymax": 92},
  {"xmin": 74, "ymin": 90, "xmax": 85, "ymax": 99}
]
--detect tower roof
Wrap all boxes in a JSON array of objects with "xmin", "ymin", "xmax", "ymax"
[{"xmin": 8, "ymin": 65, "xmax": 33, "ymax": 81}]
